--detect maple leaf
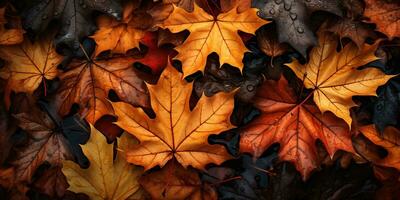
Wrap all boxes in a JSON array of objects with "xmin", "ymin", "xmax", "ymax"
[
  {"xmin": 62, "ymin": 125, "xmax": 143, "ymax": 200},
  {"xmin": 111, "ymin": 62, "xmax": 235, "ymax": 170},
  {"xmin": 56, "ymin": 55, "xmax": 150, "ymax": 124},
  {"xmin": 358, "ymin": 125, "xmax": 400, "ymax": 170},
  {"xmin": 23, "ymin": 0, "xmax": 122, "ymax": 49},
  {"xmin": 10, "ymin": 106, "xmax": 73, "ymax": 184},
  {"xmin": 240, "ymin": 76, "xmax": 354, "ymax": 179},
  {"xmin": 0, "ymin": 36, "xmax": 62, "ymax": 95},
  {"xmin": 257, "ymin": 26, "xmax": 287, "ymax": 58},
  {"xmin": 0, "ymin": 5, "xmax": 24, "ymax": 45},
  {"xmin": 160, "ymin": 3, "xmax": 269, "ymax": 76},
  {"xmin": 139, "ymin": 160, "xmax": 217, "ymax": 200},
  {"xmin": 325, "ymin": 18, "xmax": 376, "ymax": 49},
  {"xmin": 364, "ymin": 0, "xmax": 400, "ymax": 40},
  {"xmin": 254, "ymin": 0, "xmax": 342, "ymax": 56},
  {"xmin": 91, "ymin": 0, "xmax": 148, "ymax": 56},
  {"xmin": 286, "ymin": 32, "xmax": 394, "ymax": 127}
]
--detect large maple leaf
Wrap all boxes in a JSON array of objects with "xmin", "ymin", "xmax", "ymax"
[
  {"xmin": 160, "ymin": 3, "xmax": 269, "ymax": 76},
  {"xmin": 240, "ymin": 76, "xmax": 354, "ymax": 179},
  {"xmin": 364, "ymin": 0, "xmax": 400, "ymax": 40},
  {"xmin": 56, "ymin": 56, "xmax": 150, "ymax": 124},
  {"xmin": 111, "ymin": 62, "xmax": 235, "ymax": 170},
  {"xmin": 286, "ymin": 32, "xmax": 393, "ymax": 127},
  {"xmin": 0, "ymin": 36, "xmax": 62, "ymax": 95},
  {"xmin": 62, "ymin": 125, "xmax": 143, "ymax": 200}
]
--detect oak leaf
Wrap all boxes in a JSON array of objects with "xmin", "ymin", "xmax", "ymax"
[
  {"xmin": 112, "ymin": 62, "xmax": 235, "ymax": 170},
  {"xmin": 139, "ymin": 160, "xmax": 217, "ymax": 200},
  {"xmin": 62, "ymin": 125, "xmax": 143, "ymax": 200},
  {"xmin": 0, "ymin": 36, "xmax": 62, "ymax": 95},
  {"xmin": 160, "ymin": 3, "xmax": 269, "ymax": 76},
  {"xmin": 286, "ymin": 32, "xmax": 393, "ymax": 127},
  {"xmin": 240, "ymin": 76, "xmax": 354, "ymax": 179},
  {"xmin": 358, "ymin": 125, "xmax": 400, "ymax": 170},
  {"xmin": 364, "ymin": 0, "xmax": 400, "ymax": 39},
  {"xmin": 0, "ymin": 5, "xmax": 24, "ymax": 45},
  {"xmin": 56, "ymin": 55, "xmax": 149, "ymax": 124}
]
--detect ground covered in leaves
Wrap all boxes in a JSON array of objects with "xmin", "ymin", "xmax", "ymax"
[{"xmin": 0, "ymin": 0, "xmax": 400, "ymax": 199}]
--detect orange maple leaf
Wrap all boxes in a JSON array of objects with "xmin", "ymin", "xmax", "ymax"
[
  {"xmin": 160, "ymin": 3, "xmax": 269, "ymax": 76},
  {"xmin": 240, "ymin": 76, "xmax": 354, "ymax": 179},
  {"xmin": 112, "ymin": 62, "xmax": 235, "ymax": 170}
]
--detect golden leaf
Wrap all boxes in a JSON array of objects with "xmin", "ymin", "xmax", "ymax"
[
  {"xmin": 160, "ymin": 4, "xmax": 269, "ymax": 76},
  {"xmin": 0, "ymin": 36, "xmax": 61, "ymax": 94},
  {"xmin": 286, "ymin": 32, "xmax": 394, "ymax": 127},
  {"xmin": 62, "ymin": 125, "xmax": 143, "ymax": 200},
  {"xmin": 112, "ymin": 62, "xmax": 235, "ymax": 170}
]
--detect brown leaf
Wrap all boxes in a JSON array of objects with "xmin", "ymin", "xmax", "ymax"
[
  {"xmin": 257, "ymin": 26, "xmax": 287, "ymax": 58},
  {"xmin": 139, "ymin": 160, "xmax": 217, "ymax": 200},
  {"xmin": 56, "ymin": 56, "xmax": 150, "ymax": 124},
  {"xmin": 0, "ymin": 4, "xmax": 24, "ymax": 45},
  {"xmin": 325, "ymin": 18, "xmax": 376, "ymax": 48},
  {"xmin": 33, "ymin": 167, "xmax": 68, "ymax": 198},
  {"xmin": 364, "ymin": 0, "xmax": 400, "ymax": 39},
  {"xmin": 11, "ymin": 106, "xmax": 73, "ymax": 184}
]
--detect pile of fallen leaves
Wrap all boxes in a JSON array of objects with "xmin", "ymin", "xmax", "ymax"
[{"xmin": 0, "ymin": 0, "xmax": 400, "ymax": 199}]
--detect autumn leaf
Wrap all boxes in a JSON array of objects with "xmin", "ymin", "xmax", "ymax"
[
  {"xmin": 240, "ymin": 76, "xmax": 354, "ymax": 179},
  {"xmin": 364, "ymin": 0, "xmax": 400, "ymax": 39},
  {"xmin": 0, "ymin": 5, "xmax": 24, "ymax": 45},
  {"xmin": 10, "ymin": 106, "xmax": 73, "ymax": 184},
  {"xmin": 286, "ymin": 32, "xmax": 394, "ymax": 127},
  {"xmin": 257, "ymin": 26, "xmax": 287, "ymax": 58},
  {"xmin": 139, "ymin": 160, "xmax": 217, "ymax": 200},
  {"xmin": 23, "ymin": 0, "xmax": 122, "ymax": 49},
  {"xmin": 91, "ymin": 0, "xmax": 148, "ymax": 56},
  {"xmin": 324, "ymin": 18, "xmax": 376, "ymax": 49},
  {"xmin": 62, "ymin": 125, "xmax": 143, "ymax": 200},
  {"xmin": 160, "ymin": 3, "xmax": 269, "ymax": 76},
  {"xmin": 358, "ymin": 125, "xmax": 400, "ymax": 170},
  {"xmin": 56, "ymin": 55, "xmax": 150, "ymax": 124},
  {"xmin": 0, "ymin": 36, "xmax": 62, "ymax": 95},
  {"xmin": 112, "ymin": 62, "xmax": 235, "ymax": 170}
]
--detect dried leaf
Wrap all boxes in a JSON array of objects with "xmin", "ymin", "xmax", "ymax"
[
  {"xmin": 240, "ymin": 76, "xmax": 354, "ymax": 179},
  {"xmin": 112, "ymin": 62, "xmax": 235, "ymax": 170},
  {"xmin": 364, "ymin": 0, "xmax": 400, "ymax": 39},
  {"xmin": 160, "ymin": 3, "xmax": 269, "ymax": 76},
  {"xmin": 286, "ymin": 32, "xmax": 393, "ymax": 127},
  {"xmin": 62, "ymin": 125, "xmax": 143, "ymax": 200}
]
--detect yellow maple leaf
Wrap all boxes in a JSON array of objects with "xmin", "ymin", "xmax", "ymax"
[
  {"xmin": 286, "ymin": 32, "xmax": 394, "ymax": 127},
  {"xmin": 0, "ymin": 36, "xmax": 62, "ymax": 94},
  {"xmin": 160, "ymin": 4, "xmax": 269, "ymax": 76},
  {"xmin": 111, "ymin": 62, "xmax": 235, "ymax": 170},
  {"xmin": 62, "ymin": 125, "xmax": 143, "ymax": 200}
]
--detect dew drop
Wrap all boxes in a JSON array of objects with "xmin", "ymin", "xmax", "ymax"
[
  {"xmin": 290, "ymin": 13, "xmax": 297, "ymax": 20},
  {"xmin": 284, "ymin": 3, "xmax": 291, "ymax": 11},
  {"xmin": 297, "ymin": 27, "xmax": 304, "ymax": 33},
  {"xmin": 269, "ymin": 8, "xmax": 275, "ymax": 15},
  {"xmin": 247, "ymin": 85, "xmax": 255, "ymax": 92}
]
